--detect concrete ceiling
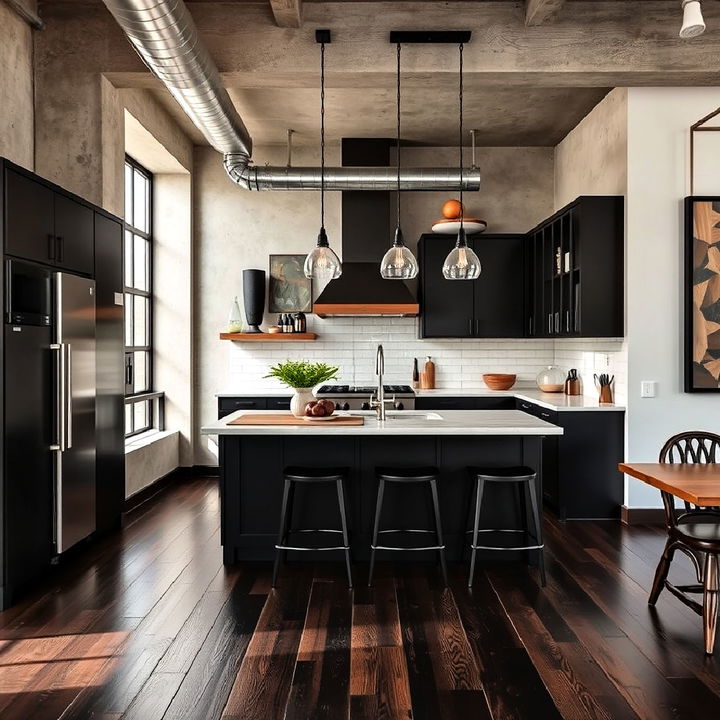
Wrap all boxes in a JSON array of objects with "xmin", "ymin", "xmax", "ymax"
[{"xmin": 149, "ymin": 83, "xmax": 611, "ymax": 148}]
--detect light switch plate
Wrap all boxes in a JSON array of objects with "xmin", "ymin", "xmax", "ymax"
[
  {"xmin": 640, "ymin": 381, "xmax": 656, "ymax": 398},
  {"xmin": 114, "ymin": 292, "xmax": 124, "ymax": 306}
]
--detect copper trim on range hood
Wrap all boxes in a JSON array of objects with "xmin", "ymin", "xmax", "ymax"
[{"xmin": 313, "ymin": 303, "xmax": 419, "ymax": 318}]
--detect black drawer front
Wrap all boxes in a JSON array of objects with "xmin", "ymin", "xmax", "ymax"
[
  {"xmin": 515, "ymin": 398, "xmax": 558, "ymax": 424},
  {"xmin": 475, "ymin": 398, "xmax": 515, "ymax": 410},
  {"xmin": 218, "ymin": 397, "xmax": 268, "ymax": 418},
  {"xmin": 267, "ymin": 397, "xmax": 291, "ymax": 411},
  {"xmin": 416, "ymin": 397, "xmax": 477, "ymax": 411}
]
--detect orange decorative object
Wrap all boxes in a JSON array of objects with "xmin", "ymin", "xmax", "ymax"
[{"xmin": 442, "ymin": 199, "xmax": 464, "ymax": 219}]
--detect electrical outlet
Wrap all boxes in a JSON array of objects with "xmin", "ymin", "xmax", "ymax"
[{"xmin": 640, "ymin": 381, "xmax": 656, "ymax": 398}]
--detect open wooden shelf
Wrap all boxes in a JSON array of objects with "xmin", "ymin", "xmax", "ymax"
[{"xmin": 219, "ymin": 332, "xmax": 317, "ymax": 342}]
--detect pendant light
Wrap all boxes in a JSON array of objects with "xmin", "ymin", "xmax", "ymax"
[
  {"xmin": 304, "ymin": 31, "xmax": 342, "ymax": 282},
  {"xmin": 380, "ymin": 43, "xmax": 419, "ymax": 280},
  {"xmin": 443, "ymin": 42, "xmax": 481, "ymax": 281}
]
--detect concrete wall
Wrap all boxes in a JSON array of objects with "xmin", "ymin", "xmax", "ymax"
[
  {"xmin": 554, "ymin": 88, "xmax": 628, "ymax": 210},
  {"xmin": 400, "ymin": 146, "xmax": 554, "ymax": 248},
  {"xmin": 0, "ymin": 1, "xmax": 35, "ymax": 169},
  {"xmin": 625, "ymin": 87, "xmax": 720, "ymax": 507},
  {"xmin": 125, "ymin": 431, "xmax": 180, "ymax": 499}
]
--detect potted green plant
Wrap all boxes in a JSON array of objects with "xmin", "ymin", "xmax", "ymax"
[{"xmin": 265, "ymin": 360, "xmax": 339, "ymax": 417}]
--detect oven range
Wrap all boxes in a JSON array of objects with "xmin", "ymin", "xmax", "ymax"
[{"xmin": 315, "ymin": 384, "xmax": 416, "ymax": 411}]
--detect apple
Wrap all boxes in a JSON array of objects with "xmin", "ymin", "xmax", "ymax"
[
  {"xmin": 311, "ymin": 403, "xmax": 327, "ymax": 417},
  {"xmin": 319, "ymin": 399, "xmax": 335, "ymax": 414},
  {"xmin": 304, "ymin": 401, "xmax": 318, "ymax": 416}
]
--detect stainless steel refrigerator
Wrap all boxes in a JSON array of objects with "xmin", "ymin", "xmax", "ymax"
[
  {"xmin": 52, "ymin": 272, "xmax": 96, "ymax": 552},
  {"xmin": 5, "ymin": 261, "xmax": 96, "ymax": 558}
]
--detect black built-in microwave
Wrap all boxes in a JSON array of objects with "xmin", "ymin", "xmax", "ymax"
[{"xmin": 5, "ymin": 259, "xmax": 52, "ymax": 326}]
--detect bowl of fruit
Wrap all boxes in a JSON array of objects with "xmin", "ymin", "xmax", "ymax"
[{"xmin": 303, "ymin": 399, "xmax": 338, "ymax": 421}]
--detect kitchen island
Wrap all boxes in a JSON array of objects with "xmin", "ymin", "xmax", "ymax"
[{"xmin": 202, "ymin": 410, "xmax": 563, "ymax": 564}]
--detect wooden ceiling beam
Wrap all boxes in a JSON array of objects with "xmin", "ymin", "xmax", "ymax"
[
  {"xmin": 525, "ymin": 0, "xmax": 565, "ymax": 26},
  {"xmin": 269, "ymin": 0, "xmax": 302, "ymax": 28}
]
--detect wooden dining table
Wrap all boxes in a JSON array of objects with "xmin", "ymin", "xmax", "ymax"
[
  {"xmin": 619, "ymin": 463, "xmax": 720, "ymax": 506},
  {"xmin": 619, "ymin": 462, "xmax": 720, "ymax": 655}
]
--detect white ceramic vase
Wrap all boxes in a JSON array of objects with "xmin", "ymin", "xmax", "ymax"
[{"xmin": 290, "ymin": 387, "xmax": 315, "ymax": 417}]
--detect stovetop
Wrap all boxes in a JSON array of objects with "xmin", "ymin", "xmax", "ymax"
[{"xmin": 317, "ymin": 384, "xmax": 415, "ymax": 395}]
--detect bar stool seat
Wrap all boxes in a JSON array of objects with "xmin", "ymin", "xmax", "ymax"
[
  {"xmin": 466, "ymin": 465, "xmax": 545, "ymax": 588},
  {"xmin": 272, "ymin": 465, "xmax": 352, "ymax": 588},
  {"xmin": 369, "ymin": 466, "xmax": 448, "ymax": 587}
]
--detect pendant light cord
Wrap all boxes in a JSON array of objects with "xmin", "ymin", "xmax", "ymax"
[
  {"xmin": 459, "ymin": 42, "xmax": 464, "ymax": 233},
  {"xmin": 320, "ymin": 40, "xmax": 326, "ymax": 233},
  {"xmin": 396, "ymin": 42, "xmax": 402, "ymax": 238}
]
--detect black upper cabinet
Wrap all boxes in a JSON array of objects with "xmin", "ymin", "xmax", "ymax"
[
  {"xmin": 4, "ymin": 166, "xmax": 95, "ymax": 275},
  {"xmin": 419, "ymin": 233, "xmax": 525, "ymax": 339},
  {"xmin": 527, "ymin": 196, "xmax": 624, "ymax": 338},
  {"xmin": 419, "ymin": 197, "xmax": 624, "ymax": 339},
  {"xmin": 419, "ymin": 235, "xmax": 474, "ymax": 338},
  {"xmin": 4, "ymin": 169, "xmax": 55, "ymax": 265},
  {"xmin": 54, "ymin": 195, "xmax": 94, "ymax": 275}
]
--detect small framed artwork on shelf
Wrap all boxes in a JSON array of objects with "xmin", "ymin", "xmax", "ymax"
[
  {"xmin": 268, "ymin": 255, "xmax": 313, "ymax": 314},
  {"xmin": 685, "ymin": 197, "xmax": 720, "ymax": 392}
]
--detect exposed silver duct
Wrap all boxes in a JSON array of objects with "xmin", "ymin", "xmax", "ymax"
[
  {"xmin": 103, "ymin": 0, "xmax": 481, "ymax": 192},
  {"xmin": 224, "ymin": 154, "xmax": 481, "ymax": 191}
]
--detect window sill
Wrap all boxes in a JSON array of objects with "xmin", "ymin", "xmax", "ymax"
[{"xmin": 125, "ymin": 428, "xmax": 176, "ymax": 454}]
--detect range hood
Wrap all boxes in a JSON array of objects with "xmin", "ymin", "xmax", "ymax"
[
  {"xmin": 313, "ymin": 139, "xmax": 420, "ymax": 318},
  {"xmin": 313, "ymin": 263, "xmax": 419, "ymax": 317}
]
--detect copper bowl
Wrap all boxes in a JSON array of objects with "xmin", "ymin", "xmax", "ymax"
[{"xmin": 482, "ymin": 373, "xmax": 517, "ymax": 391}]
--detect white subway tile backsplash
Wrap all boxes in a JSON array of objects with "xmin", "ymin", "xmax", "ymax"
[{"xmin": 223, "ymin": 318, "xmax": 628, "ymax": 397}]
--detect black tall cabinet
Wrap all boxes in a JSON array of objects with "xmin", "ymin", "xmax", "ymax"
[{"xmin": 1, "ymin": 159, "xmax": 125, "ymax": 608}]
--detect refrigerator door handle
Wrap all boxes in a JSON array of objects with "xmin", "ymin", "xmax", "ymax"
[
  {"xmin": 64, "ymin": 343, "xmax": 73, "ymax": 450},
  {"xmin": 50, "ymin": 343, "xmax": 63, "ymax": 451}
]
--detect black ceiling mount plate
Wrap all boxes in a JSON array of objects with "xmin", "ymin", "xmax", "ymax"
[
  {"xmin": 389, "ymin": 30, "xmax": 471, "ymax": 44},
  {"xmin": 316, "ymin": 29, "xmax": 331, "ymax": 44}
]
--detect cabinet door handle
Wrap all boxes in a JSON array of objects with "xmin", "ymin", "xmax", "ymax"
[
  {"xmin": 548, "ymin": 313, "xmax": 552, "ymax": 334},
  {"xmin": 234, "ymin": 401, "xmax": 257, "ymax": 408},
  {"xmin": 56, "ymin": 236, "xmax": 64, "ymax": 263},
  {"xmin": 475, "ymin": 319, "xmax": 481, "ymax": 336},
  {"xmin": 554, "ymin": 312, "xmax": 559, "ymax": 333},
  {"xmin": 565, "ymin": 310, "xmax": 570, "ymax": 333},
  {"xmin": 48, "ymin": 234, "xmax": 56, "ymax": 261},
  {"xmin": 468, "ymin": 318, "xmax": 474, "ymax": 336}
]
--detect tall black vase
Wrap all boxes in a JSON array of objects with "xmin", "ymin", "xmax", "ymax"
[{"xmin": 242, "ymin": 269, "xmax": 265, "ymax": 333}]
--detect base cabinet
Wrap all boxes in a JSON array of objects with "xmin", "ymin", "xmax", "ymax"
[{"xmin": 516, "ymin": 399, "xmax": 624, "ymax": 520}]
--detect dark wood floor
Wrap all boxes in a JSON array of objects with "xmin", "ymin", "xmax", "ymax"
[{"xmin": 1, "ymin": 477, "xmax": 718, "ymax": 720}]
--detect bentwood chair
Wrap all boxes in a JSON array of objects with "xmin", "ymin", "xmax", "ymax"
[{"xmin": 649, "ymin": 431, "xmax": 720, "ymax": 654}]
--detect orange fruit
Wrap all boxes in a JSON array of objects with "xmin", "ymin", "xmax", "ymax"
[{"xmin": 442, "ymin": 199, "xmax": 464, "ymax": 219}]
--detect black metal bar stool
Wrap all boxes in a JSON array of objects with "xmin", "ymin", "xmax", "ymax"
[
  {"xmin": 466, "ymin": 465, "xmax": 545, "ymax": 588},
  {"xmin": 272, "ymin": 466, "xmax": 352, "ymax": 588},
  {"xmin": 368, "ymin": 466, "xmax": 448, "ymax": 587}
]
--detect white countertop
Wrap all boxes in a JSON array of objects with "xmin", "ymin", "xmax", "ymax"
[
  {"xmin": 415, "ymin": 388, "xmax": 625, "ymax": 412},
  {"xmin": 215, "ymin": 387, "xmax": 624, "ymax": 412},
  {"xmin": 201, "ymin": 409, "xmax": 565, "ymax": 436}
]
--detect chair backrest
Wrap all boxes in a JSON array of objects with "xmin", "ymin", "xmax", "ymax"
[{"xmin": 659, "ymin": 431, "xmax": 720, "ymax": 464}]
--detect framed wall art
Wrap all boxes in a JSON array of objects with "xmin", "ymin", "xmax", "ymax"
[
  {"xmin": 685, "ymin": 197, "xmax": 720, "ymax": 392},
  {"xmin": 268, "ymin": 254, "xmax": 313, "ymax": 314}
]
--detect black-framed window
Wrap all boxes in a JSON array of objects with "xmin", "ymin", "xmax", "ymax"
[{"xmin": 124, "ymin": 156, "xmax": 153, "ymax": 437}]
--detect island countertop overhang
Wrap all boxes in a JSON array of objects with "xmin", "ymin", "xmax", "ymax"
[{"xmin": 201, "ymin": 409, "xmax": 564, "ymax": 436}]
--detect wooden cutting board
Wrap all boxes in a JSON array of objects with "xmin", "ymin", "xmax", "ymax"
[{"xmin": 228, "ymin": 413, "xmax": 364, "ymax": 426}]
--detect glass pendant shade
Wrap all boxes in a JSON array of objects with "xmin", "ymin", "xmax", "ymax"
[
  {"xmin": 381, "ymin": 228, "xmax": 419, "ymax": 280},
  {"xmin": 442, "ymin": 229, "xmax": 481, "ymax": 280},
  {"xmin": 304, "ymin": 229, "xmax": 342, "ymax": 282}
]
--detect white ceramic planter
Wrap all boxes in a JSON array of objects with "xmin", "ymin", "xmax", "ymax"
[{"xmin": 289, "ymin": 387, "xmax": 315, "ymax": 417}]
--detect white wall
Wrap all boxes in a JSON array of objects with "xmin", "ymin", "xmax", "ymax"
[{"xmin": 625, "ymin": 87, "xmax": 720, "ymax": 507}]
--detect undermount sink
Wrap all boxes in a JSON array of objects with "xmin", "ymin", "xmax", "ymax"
[{"xmin": 348, "ymin": 410, "xmax": 443, "ymax": 421}]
